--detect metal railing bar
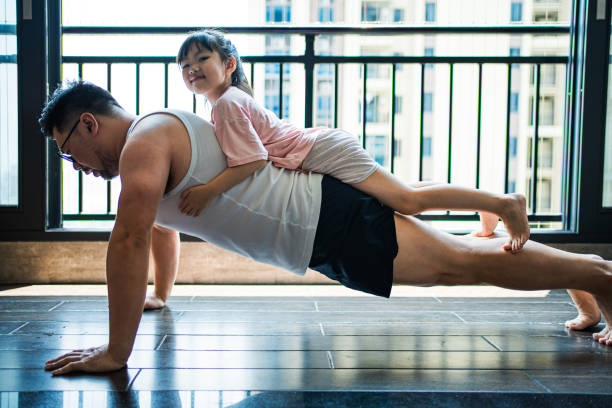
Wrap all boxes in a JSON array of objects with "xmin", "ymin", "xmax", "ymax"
[
  {"xmin": 78, "ymin": 63, "xmax": 83, "ymax": 215},
  {"xmin": 135, "ymin": 63, "xmax": 140, "ymax": 115},
  {"xmin": 63, "ymin": 214, "xmax": 117, "ymax": 221},
  {"xmin": 334, "ymin": 63, "xmax": 339, "ymax": 129},
  {"xmin": 447, "ymin": 63, "xmax": 453, "ymax": 185},
  {"xmin": 304, "ymin": 34, "xmax": 315, "ymax": 128},
  {"xmin": 279, "ymin": 63, "xmax": 284, "ymax": 118},
  {"xmin": 419, "ymin": 63, "xmax": 425, "ymax": 181},
  {"xmin": 361, "ymin": 63, "xmax": 367, "ymax": 149},
  {"xmin": 164, "ymin": 63, "xmax": 169, "ymax": 108},
  {"xmin": 531, "ymin": 63, "xmax": 542, "ymax": 215},
  {"xmin": 504, "ymin": 64, "xmax": 512, "ymax": 194},
  {"xmin": 390, "ymin": 63, "xmax": 397, "ymax": 173},
  {"xmin": 476, "ymin": 63, "xmax": 482, "ymax": 189},
  {"xmin": 250, "ymin": 63, "xmax": 255, "ymax": 92},
  {"xmin": 62, "ymin": 55, "xmax": 568, "ymax": 64},
  {"xmin": 62, "ymin": 213, "xmax": 563, "ymax": 222},
  {"xmin": 62, "ymin": 25, "xmax": 570, "ymax": 35},
  {"xmin": 106, "ymin": 63, "xmax": 112, "ymax": 215}
]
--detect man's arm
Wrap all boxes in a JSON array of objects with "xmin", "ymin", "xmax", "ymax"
[{"xmin": 45, "ymin": 123, "xmax": 172, "ymax": 375}]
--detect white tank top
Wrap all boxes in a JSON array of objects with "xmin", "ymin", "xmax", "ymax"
[{"xmin": 126, "ymin": 109, "xmax": 322, "ymax": 275}]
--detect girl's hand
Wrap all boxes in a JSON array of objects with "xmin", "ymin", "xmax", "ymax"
[{"xmin": 179, "ymin": 185, "xmax": 217, "ymax": 217}]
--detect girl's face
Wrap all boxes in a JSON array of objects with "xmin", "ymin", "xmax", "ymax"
[{"xmin": 180, "ymin": 44, "xmax": 235, "ymax": 102}]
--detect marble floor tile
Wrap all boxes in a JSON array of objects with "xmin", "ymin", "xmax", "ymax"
[
  {"xmin": 0, "ymin": 368, "xmax": 139, "ymax": 392},
  {"xmin": 178, "ymin": 310, "xmax": 462, "ymax": 323},
  {"xmin": 0, "ymin": 334, "xmax": 163, "ymax": 350},
  {"xmin": 159, "ymin": 334, "xmax": 496, "ymax": 351},
  {"xmin": 331, "ymin": 350, "xmax": 612, "ymax": 370},
  {"xmin": 131, "ymin": 368, "xmax": 545, "ymax": 392}
]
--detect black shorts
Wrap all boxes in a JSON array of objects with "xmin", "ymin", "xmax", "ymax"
[{"xmin": 308, "ymin": 175, "xmax": 398, "ymax": 297}]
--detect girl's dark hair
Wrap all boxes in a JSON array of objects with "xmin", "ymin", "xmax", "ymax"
[{"xmin": 177, "ymin": 29, "xmax": 254, "ymax": 97}]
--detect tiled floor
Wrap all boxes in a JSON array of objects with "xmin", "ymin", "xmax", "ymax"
[{"xmin": 1, "ymin": 285, "xmax": 612, "ymax": 407}]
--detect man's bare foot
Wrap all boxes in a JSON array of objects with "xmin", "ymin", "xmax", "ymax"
[
  {"xmin": 473, "ymin": 211, "xmax": 499, "ymax": 237},
  {"xmin": 144, "ymin": 294, "xmax": 166, "ymax": 310},
  {"xmin": 565, "ymin": 289, "xmax": 601, "ymax": 330},
  {"xmin": 499, "ymin": 193, "xmax": 530, "ymax": 254}
]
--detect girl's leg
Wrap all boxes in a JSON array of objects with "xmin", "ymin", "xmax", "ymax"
[
  {"xmin": 353, "ymin": 167, "xmax": 530, "ymax": 253},
  {"xmin": 565, "ymin": 288, "xmax": 602, "ymax": 330},
  {"xmin": 390, "ymin": 214, "xmax": 612, "ymax": 344},
  {"xmin": 406, "ymin": 181, "xmax": 500, "ymax": 237}
]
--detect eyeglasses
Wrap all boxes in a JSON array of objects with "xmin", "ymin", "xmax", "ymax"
[{"xmin": 56, "ymin": 118, "xmax": 80, "ymax": 163}]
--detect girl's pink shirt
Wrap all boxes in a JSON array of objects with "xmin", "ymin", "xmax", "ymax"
[{"xmin": 211, "ymin": 86, "xmax": 325, "ymax": 169}]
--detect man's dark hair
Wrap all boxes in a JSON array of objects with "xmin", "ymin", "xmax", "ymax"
[{"xmin": 39, "ymin": 80, "xmax": 123, "ymax": 138}]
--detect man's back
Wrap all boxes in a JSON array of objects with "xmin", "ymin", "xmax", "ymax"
[{"xmin": 129, "ymin": 109, "xmax": 323, "ymax": 275}]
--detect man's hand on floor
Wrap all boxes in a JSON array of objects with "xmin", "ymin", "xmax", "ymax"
[{"xmin": 45, "ymin": 344, "xmax": 126, "ymax": 375}]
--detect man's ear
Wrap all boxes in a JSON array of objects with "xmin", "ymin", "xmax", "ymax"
[{"xmin": 80, "ymin": 112, "xmax": 99, "ymax": 136}]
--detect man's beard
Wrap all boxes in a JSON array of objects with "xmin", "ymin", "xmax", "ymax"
[{"xmin": 94, "ymin": 147, "xmax": 119, "ymax": 180}]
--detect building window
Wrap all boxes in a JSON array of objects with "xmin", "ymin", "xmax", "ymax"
[
  {"xmin": 422, "ymin": 136, "xmax": 432, "ymax": 157},
  {"xmin": 508, "ymin": 180, "xmax": 516, "ymax": 193},
  {"xmin": 362, "ymin": 3, "xmax": 380, "ymax": 22},
  {"xmin": 366, "ymin": 135, "xmax": 387, "ymax": 166},
  {"xmin": 266, "ymin": 0, "xmax": 291, "ymax": 23},
  {"xmin": 394, "ymin": 96, "xmax": 403, "ymax": 114},
  {"xmin": 393, "ymin": 9, "xmax": 404, "ymax": 22},
  {"xmin": 510, "ymin": 136, "xmax": 518, "ymax": 158},
  {"xmin": 424, "ymin": 47, "xmax": 434, "ymax": 69},
  {"xmin": 510, "ymin": 92, "xmax": 519, "ymax": 113},
  {"xmin": 423, "ymin": 93, "xmax": 433, "ymax": 112},
  {"xmin": 540, "ymin": 96, "xmax": 555, "ymax": 126},
  {"xmin": 0, "ymin": 0, "xmax": 18, "ymax": 206},
  {"xmin": 319, "ymin": 7, "xmax": 334, "ymax": 22},
  {"xmin": 541, "ymin": 138, "xmax": 553, "ymax": 168},
  {"xmin": 511, "ymin": 1, "xmax": 522, "ymax": 22},
  {"xmin": 425, "ymin": 2, "xmax": 436, "ymax": 22},
  {"xmin": 509, "ymin": 47, "xmax": 520, "ymax": 56},
  {"xmin": 317, "ymin": 96, "xmax": 332, "ymax": 121}
]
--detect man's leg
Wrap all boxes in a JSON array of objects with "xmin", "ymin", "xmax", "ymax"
[
  {"xmin": 144, "ymin": 224, "xmax": 180, "ymax": 310},
  {"xmin": 390, "ymin": 214, "xmax": 612, "ymax": 345}
]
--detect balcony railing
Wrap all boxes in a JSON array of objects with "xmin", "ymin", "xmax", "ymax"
[{"xmin": 49, "ymin": 25, "xmax": 570, "ymax": 227}]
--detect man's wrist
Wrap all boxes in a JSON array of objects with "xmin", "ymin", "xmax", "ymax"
[{"xmin": 107, "ymin": 343, "xmax": 131, "ymax": 365}]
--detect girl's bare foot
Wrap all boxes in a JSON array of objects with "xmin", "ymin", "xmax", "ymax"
[
  {"xmin": 473, "ymin": 211, "xmax": 499, "ymax": 237},
  {"xmin": 565, "ymin": 289, "xmax": 601, "ymax": 330},
  {"xmin": 144, "ymin": 294, "xmax": 166, "ymax": 310},
  {"xmin": 499, "ymin": 193, "xmax": 530, "ymax": 254},
  {"xmin": 592, "ymin": 270, "xmax": 612, "ymax": 346}
]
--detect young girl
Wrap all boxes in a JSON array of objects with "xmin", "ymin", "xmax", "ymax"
[{"xmin": 176, "ymin": 29, "xmax": 530, "ymax": 253}]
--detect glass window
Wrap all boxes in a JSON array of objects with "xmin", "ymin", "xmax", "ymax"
[
  {"xmin": 508, "ymin": 180, "xmax": 516, "ymax": 193},
  {"xmin": 362, "ymin": 3, "xmax": 379, "ymax": 22},
  {"xmin": 0, "ymin": 0, "xmax": 18, "ymax": 206},
  {"xmin": 422, "ymin": 136, "xmax": 432, "ymax": 157},
  {"xmin": 510, "ymin": 136, "xmax": 518, "ymax": 157},
  {"xmin": 423, "ymin": 93, "xmax": 433, "ymax": 112},
  {"xmin": 511, "ymin": 2, "xmax": 522, "ymax": 22},
  {"xmin": 510, "ymin": 92, "xmax": 519, "ymax": 112},
  {"xmin": 604, "ymin": 11, "xmax": 612, "ymax": 206},
  {"xmin": 540, "ymin": 96, "xmax": 555, "ymax": 126},
  {"xmin": 393, "ymin": 9, "xmax": 404, "ymax": 23},
  {"xmin": 509, "ymin": 47, "xmax": 521, "ymax": 56},
  {"xmin": 319, "ymin": 7, "xmax": 333, "ymax": 22},
  {"xmin": 425, "ymin": 2, "xmax": 436, "ymax": 22}
]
